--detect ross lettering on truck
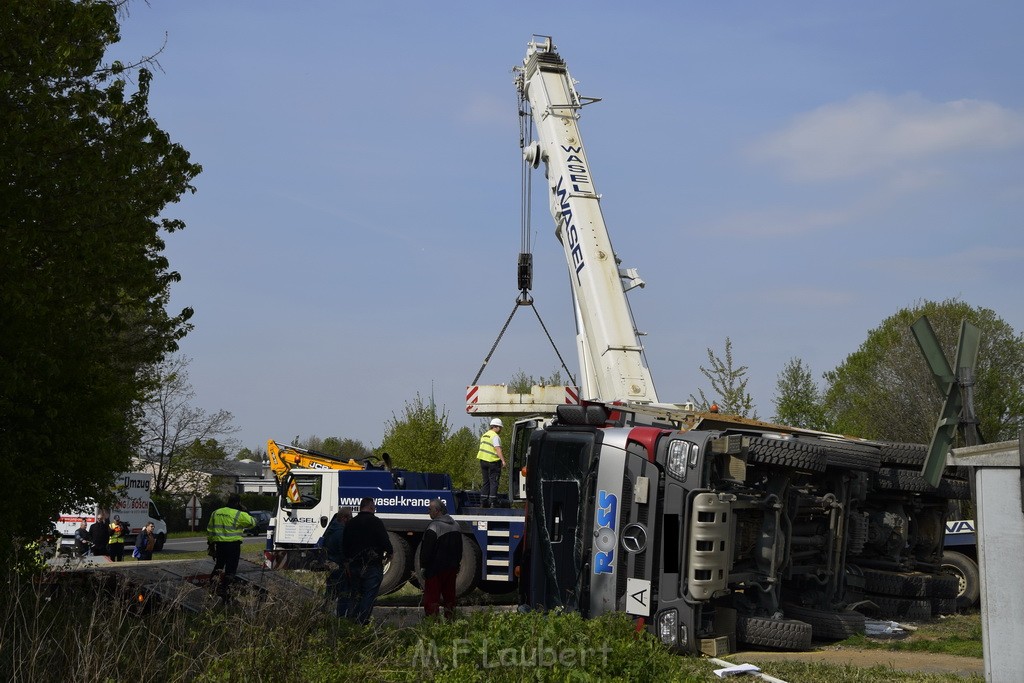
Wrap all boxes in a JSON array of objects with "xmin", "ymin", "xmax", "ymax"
[{"xmin": 593, "ymin": 490, "xmax": 618, "ymax": 574}]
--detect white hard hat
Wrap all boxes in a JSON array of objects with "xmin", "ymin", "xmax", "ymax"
[{"xmin": 489, "ymin": 418, "xmax": 503, "ymax": 427}]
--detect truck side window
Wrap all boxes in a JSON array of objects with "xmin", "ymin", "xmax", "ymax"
[{"xmin": 282, "ymin": 474, "xmax": 323, "ymax": 510}]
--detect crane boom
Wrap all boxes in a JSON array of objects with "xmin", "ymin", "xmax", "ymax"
[{"xmin": 515, "ymin": 37, "xmax": 657, "ymax": 404}]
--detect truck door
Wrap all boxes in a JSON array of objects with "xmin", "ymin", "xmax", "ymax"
[
  {"xmin": 510, "ymin": 418, "xmax": 541, "ymax": 501},
  {"xmin": 522, "ymin": 428, "xmax": 595, "ymax": 612},
  {"xmin": 276, "ymin": 472, "xmax": 330, "ymax": 545}
]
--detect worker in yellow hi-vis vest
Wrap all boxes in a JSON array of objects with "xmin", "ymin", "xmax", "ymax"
[
  {"xmin": 476, "ymin": 418, "xmax": 506, "ymax": 508},
  {"xmin": 208, "ymin": 493, "xmax": 254, "ymax": 600}
]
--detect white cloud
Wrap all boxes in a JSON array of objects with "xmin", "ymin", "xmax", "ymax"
[{"xmin": 749, "ymin": 93, "xmax": 1024, "ymax": 181}]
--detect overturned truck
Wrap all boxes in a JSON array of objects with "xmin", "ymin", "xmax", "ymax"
[{"xmin": 514, "ymin": 402, "xmax": 966, "ymax": 654}]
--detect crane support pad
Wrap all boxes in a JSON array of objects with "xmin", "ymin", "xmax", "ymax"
[{"xmin": 467, "ymin": 384, "xmax": 578, "ymax": 416}]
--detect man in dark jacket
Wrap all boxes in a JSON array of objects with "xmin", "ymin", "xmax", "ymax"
[
  {"xmin": 419, "ymin": 498, "xmax": 463, "ymax": 620},
  {"xmin": 89, "ymin": 511, "xmax": 110, "ymax": 559},
  {"xmin": 321, "ymin": 507, "xmax": 352, "ymax": 616},
  {"xmin": 340, "ymin": 497, "xmax": 392, "ymax": 624},
  {"xmin": 74, "ymin": 521, "xmax": 91, "ymax": 557}
]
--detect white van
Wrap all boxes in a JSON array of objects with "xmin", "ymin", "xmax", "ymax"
[{"xmin": 56, "ymin": 472, "xmax": 168, "ymax": 552}]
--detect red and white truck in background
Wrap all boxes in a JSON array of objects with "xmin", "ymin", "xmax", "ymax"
[{"xmin": 55, "ymin": 472, "xmax": 168, "ymax": 552}]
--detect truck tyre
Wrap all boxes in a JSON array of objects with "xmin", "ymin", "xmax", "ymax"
[
  {"xmin": 735, "ymin": 615, "xmax": 813, "ymax": 651},
  {"xmin": 781, "ymin": 604, "xmax": 865, "ymax": 641},
  {"xmin": 413, "ymin": 534, "xmax": 482, "ymax": 598},
  {"xmin": 932, "ymin": 597, "xmax": 958, "ymax": 615},
  {"xmin": 379, "ymin": 532, "xmax": 411, "ymax": 596},
  {"xmin": 810, "ymin": 439, "xmax": 881, "ymax": 472},
  {"xmin": 746, "ymin": 437, "xmax": 827, "ymax": 473},
  {"xmin": 455, "ymin": 534, "xmax": 482, "ymax": 597},
  {"xmin": 941, "ymin": 550, "xmax": 980, "ymax": 611},
  {"xmin": 926, "ymin": 572, "xmax": 961, "ymax": 599},
  {"xmin": 874, "ymin": 468, "xmax": 971, "ymax": 499},
  {"xmin": 877, "ymin": 442, "xmax": 927, "ymax": 467},
  {"xmin": 860, "ymin": 568, "xmax": 958, "ymax": 598},
  {"xmin": 866, "ymin": 594, "xmax": 932, "ymax": 621},
  {"xmin": 154, "ymin": 532, "xmax": 166, "ymax": 552}
]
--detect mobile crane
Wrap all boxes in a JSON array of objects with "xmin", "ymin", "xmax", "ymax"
[
  {"xmin": 264, "ymin": 440, "xmax": 525, "ymax": 597},
  {"xmin": 509, "ymin": 37, "xmax": 967, "ymax": 654}
]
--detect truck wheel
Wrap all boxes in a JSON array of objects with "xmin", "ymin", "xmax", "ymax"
[
  {"xmin": 735, "ymin": 615, "xmax": 813, "ymax": 651},
  {"xmin": 866, "ymin": 594, "xmax": 932, "ymax": 621},
  {"xmin": 941, "ymin": 550, "xmax": 980, "ymax": 610},
  {"xmin": 413, "ymin": 534, "xmax": 482, "ymax": 598},
  {"xmin": 860, "ymin": 568, "xmax": 957, "ymax": 598},
  {"xmin": 379, "ymin": 532, "xmax": 411, "ymax": 596},
  {"xmin": 877, "ymin": 442, "xmax": 927, "ymax": 467},
  {"xmin": 154, "ymin": 532, "xmax": 166, "ymax": 552},
  {"xmin": 746, "ymin": 437, "xmax": 827, "ymax": 473},
  {"xmin": 809, "ymin": 439, "xmax": 881, "ymax": 472},
  {"xmin": 455, "ymin": 534, "xmax": 482, "ymax": 597},
  {"xmin": 874, "ymin": 468, "xmax": 971, "ymax": 499},
  {"xmin": 781, "ymin": 604, "xmax": 865, "ymax": 641}
]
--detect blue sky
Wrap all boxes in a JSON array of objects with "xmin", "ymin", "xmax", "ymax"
[{"xmin": 112, "ymin": 2, "xmax": 1024, "ymax": 454}]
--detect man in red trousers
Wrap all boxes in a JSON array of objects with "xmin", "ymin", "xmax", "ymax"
[{"xmin": 420, "ymin": 498, "xmax": 463, "ymax": 620}]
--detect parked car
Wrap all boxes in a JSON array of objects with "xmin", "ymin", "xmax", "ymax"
[{"xmin": 246, "ymin": 510, "xmax": 271, "ymax": 536}]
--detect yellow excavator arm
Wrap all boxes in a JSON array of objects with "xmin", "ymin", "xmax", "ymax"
[{"xmin": 266, "ymin": 439, "xmax": 372, "ymax": 484}]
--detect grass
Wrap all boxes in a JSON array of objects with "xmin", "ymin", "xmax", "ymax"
[
  {"xmin": 7, "ymin": 544, "xmax": 985, "ymax": 683},
  {"xmin": 837, "ymin": 613, "xmax": 983, "ymax": 659}
]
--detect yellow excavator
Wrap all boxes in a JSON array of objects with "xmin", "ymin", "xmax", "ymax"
[{"xmin": 266, "ymin": 439, "xmax": 392, "ymax": 502}]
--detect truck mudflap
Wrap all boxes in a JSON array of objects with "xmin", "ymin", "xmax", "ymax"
[{"xmin": 687, "ymin": 492, "xmax": 734, "ymax": 600}]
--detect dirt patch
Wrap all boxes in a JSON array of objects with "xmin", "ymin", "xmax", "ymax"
[{"xmin": 730, "ymin": 646, "xmax": 983, "ymax": 678}]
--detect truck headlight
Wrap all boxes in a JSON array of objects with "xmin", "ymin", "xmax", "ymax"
[
  {"xmin": 656, "ymin": 609, "xmax": 678, "ymax": 646},
  {"xmin": 667, "ymin": 441, "xmax": 689, "ymax": 480}
]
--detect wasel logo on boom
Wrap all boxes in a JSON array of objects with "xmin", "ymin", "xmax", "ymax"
[
  {"xmin": 593, "ymin": 489, "xmax": 618, "ymax": 574},
  {"xmin": 555, "ymin": 145, "xmax": 591, "ymax": 285}
]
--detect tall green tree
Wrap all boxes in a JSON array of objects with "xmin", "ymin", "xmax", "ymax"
[
  {"xmin": 823, "ymin": 299, "xmax": 1024, "ymax": 443},
  {"xmin": 772, "ymin": 358, "xmax": 827, "ymax": 429},
  {"xmin": 690, "ymin": 337, "xmax": 758, "ymax": 418},
  {"xmin": 0, "ymin": 1, "xmax": 201, "ymax": 553},
  {"xmin": 320, "ymin": 437, "xmax": 374, "ymax": 461},
  {"xmin": 287, "ymin": 435, "xmax": 374, "ymax": 461},
  {"xmin": 379, "ymin": 394, "xmax": 478, "ymax": 489}
]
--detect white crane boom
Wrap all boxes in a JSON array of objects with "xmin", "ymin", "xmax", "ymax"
[{"xmin": 516, "ymin": 37, "xmax": 657, "ymax": 404}]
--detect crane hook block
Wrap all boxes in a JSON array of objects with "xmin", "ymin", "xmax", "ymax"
[{"xmin": 518, "ymin": 252, "xmax": 533, "ymax": 292}]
